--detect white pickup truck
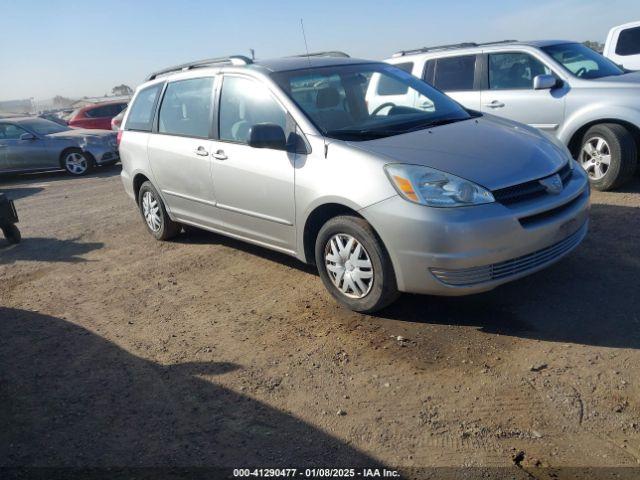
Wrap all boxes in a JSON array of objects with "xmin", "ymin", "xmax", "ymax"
[{"xmin": 604, "ymin": 21, "xmax": 640, "ymax": 71}]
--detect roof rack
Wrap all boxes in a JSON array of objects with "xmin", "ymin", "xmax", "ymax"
[
  {"xmin": 392, "ymin": 40, "xmax": 518, "ymax": 57},
  {"xmin": 145, "ymin": 55, "xmax": 253, "ymax": 81},
  {"xmin": 288, "ymin": 51, "xmax": 350, "ymax": 58}
]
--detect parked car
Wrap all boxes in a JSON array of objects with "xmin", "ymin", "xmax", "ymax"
[
  {"xmin": 111, "ymin": 108, "xmax": 126, "ymax": 131},
  {"xmin": 68, "ymin": 101, "xmax": 128, "ymax": 130},
  {"xmin": 0, "ymin": 117, "xmax": 118, "ymax": 176},
  {"xmin": 38, "ymin": 111, "xmax": 68, "ymax": 126},
  {"xmin": 604, "ymin": 21, "xmax": 640, "ymax": 70},
  {"xmin": 119, "ymin": 53, "xmax": 589, "ymax": 313},
  {"xmin": 379, "ymin": 40, "xmax": 640, "ymax": 191}
]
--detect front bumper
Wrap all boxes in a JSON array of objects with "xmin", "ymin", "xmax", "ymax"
[
  {"xmin": 361, "ymin": 167, "xmax": 590, "ymax": 295},
  {"xmin": 84, "ymin": 144, "xmax": 120, "ymax": 165}
]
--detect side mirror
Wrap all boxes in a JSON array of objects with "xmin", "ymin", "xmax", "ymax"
[
  {"xmin": 19, "ymin": 132, "xmax": 36, "ymax": 141},
  {"xmin": 248, "ymin": 123, "xmax": 287, "ymax": 150},
  {"xmin": 533, "ymin": 74, "xmax": 559, "ymax": 90}
]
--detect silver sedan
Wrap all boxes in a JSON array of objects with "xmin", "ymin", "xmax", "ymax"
[{"xmin": 0, "ymin": 117, "xmax": 119, "ymax": 176}]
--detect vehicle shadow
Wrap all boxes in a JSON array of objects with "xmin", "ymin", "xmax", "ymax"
[
  {"xmin": 176, "ymin": 227, "xmax": 317, "ymax": 274},
  {"xmin": 0, "ymin": 187, "xmax": 44, "ymax": 201},
  {"xmin": 0, "ymin": 164, "xmax": 121, "ymax": 187},
  {"xmin": 379, "ymin": 202, "xmax": 640, "ymax": 349},
  {"xmin": 613, "ymin": 175, "xmax": 640, "ymax": 194},
  {"xmin": 0, "ymin": 236, "xmax": 104, "ymax": 263},
  {"xmin": 0, "ymin": 307, "xmax": 381, "ymax": 469},
  {"xmin": 166, "ymin": 202, "xmax": 639, "ymax": 350}
]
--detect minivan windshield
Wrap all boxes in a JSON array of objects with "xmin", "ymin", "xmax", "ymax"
[
  {"xmin": 542, "ymin": 43, "xmax": 624, "ymax": 79},
  {"xmin": 271, "ymin": 63, "xmax": 472, "ymax": 141}
]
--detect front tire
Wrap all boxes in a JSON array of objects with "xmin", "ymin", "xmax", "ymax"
[
  {"xmin": 579, "ymin": 124, "xmax": 637, "ymax": 191},
  {"xmin": 2, "ymin": 224, "xmax": 21, "ymax": 244},
  {"xmin": 315, "ymin": 215, "xmax": 399, "ymax": 313},
  {"xmin": 61, "ymin": 149, "xmax": 93, "ymax": 176},
  {"xmin": 137, "ymin": 181, "xmax": 180, "ymax": 240}
]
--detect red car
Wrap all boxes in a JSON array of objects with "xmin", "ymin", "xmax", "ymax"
[{"xmin": 68, "ymin": 101, "xmax": 128, "ymax": 130}]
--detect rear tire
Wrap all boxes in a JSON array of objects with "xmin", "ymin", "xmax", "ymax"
[
  {"xmin": 315, "ymin": 215, "xmax": 399, "ymax": 313},
  {"xmin": 137, "ymin": 181, "xmax": 180, "ymax": 240},
  {"xmin": 2, "ymin": 224, "xmax": 21, "ymax": 244},
  {"xmin": 579, "ymin": 124, "xmax": 637, "ymax": 191}
]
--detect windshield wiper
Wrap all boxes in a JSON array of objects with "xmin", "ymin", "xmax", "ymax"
[
  {"xmin": 325, "ymin": 128, "xmax": 393, "ymax": 140},
  {"xmin": 403, "ymin": 116, "xmax": 470, "ymax": 133}
]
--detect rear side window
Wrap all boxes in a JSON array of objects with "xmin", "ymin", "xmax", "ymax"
[
  {"xmin": 376, "ymin": 62, "xmax": 414, "ymax": 95},
  {"xmin": 158, "ymin": 77, "xmax": 214, "ymax": 138},
  {"xmin": 126, "ymin": 84, "xmax": 163, "ymax": 132},
  {"xmin": 86, "ymin": 103, "xmax": 125, "ymax": 118},
  {"xmin": 85, "ymin": 105, "xmax": 109, "ymax": 118},
  {"xmin": 431, "ymin": 55, "xmax": 476, "ymax": 91},
  {"xmin": 616, "ymin": 26, "xmax": 640, "ymax": 56}
]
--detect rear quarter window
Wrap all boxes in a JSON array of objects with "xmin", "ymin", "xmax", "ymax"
[
  {"xmin": 616, "ymin": 26, "xmax": 640, "ymax": 56},
  {"xmin": 125, "ymin": 84, "xmax": 164, "ymax": 132}
]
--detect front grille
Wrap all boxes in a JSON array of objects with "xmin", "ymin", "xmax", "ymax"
[
  {"xmin": 430, "ymin": 224, "xmax": 585, "ymax": 286},
  {"xmin": 493, "ymin": 163, "xmax": 572, "ymax": 205}
]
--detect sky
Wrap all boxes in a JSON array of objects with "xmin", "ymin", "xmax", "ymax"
[{"xmin": 1, "ymin": 0, "xmax": 639, "ymax": 101}]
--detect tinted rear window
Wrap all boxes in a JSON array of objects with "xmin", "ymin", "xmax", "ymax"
[
  {"xmin": 126, "ymin": 84, "xmax": 163, "ymax": 132},
  {"xmin": 616, "ymin": 26, "xmax": 640, "ymax": 56},
  {"xmin": 86, "ymin": 103, "xmax": 125, "ymax": 118},
  {"xmin": 432, "ymin": 55, "xmax": 476, "ymax": 91}
]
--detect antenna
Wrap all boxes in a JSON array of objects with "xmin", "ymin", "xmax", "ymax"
[
  {"xmin": 300, "ymin": 18, "xmax": 312, "ymax": 69},
  {"xmin": 249, "ymin": 48, "xmax": 255, "ymax": 61}
]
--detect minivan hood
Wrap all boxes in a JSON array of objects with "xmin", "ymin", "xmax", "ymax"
[{"xmin": 348, "ymin": 115, "xmax": 568, "ymax": 191}]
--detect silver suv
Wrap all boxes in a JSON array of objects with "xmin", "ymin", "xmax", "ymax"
[
  {"xmin": 378, "ymin": 40, "xmax": 640, "ymax": 191},
  {"xmin": 119, "ymin": 53, "xmax": 589, "ymax": 313}
]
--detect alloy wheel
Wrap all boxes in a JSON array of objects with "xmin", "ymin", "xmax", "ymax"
[
  {"xmin": 142, "ymin": 191, "xmax": 162, "ymax": 232},
  {"xmin": 64, "ymin": 152, "xmax": 88, "ymax": 175},
  {"xmin": 324, "ymin": 233, "xmax": 374, "ymax": 299},
  {"xmin": 580, "ymin": 136, "xmax": 611, "ymax": 180}
]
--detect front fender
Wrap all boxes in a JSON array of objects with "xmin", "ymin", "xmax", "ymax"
[{"xmin": 558, "ymin": 104, "xmax": 640, "ymax": 145}]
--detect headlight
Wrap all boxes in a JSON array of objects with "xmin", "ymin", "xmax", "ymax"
[{"xmin": 384, "ymin": 164, "xmax": 495, "ymax": 207}]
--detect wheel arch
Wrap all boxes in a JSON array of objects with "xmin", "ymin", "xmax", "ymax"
[
  {"xmin": 302, "ymin": 203, "xmax": 360, "ymax": 264},
  {"xmin": 132, "ymin": 173, "xmax": 151, "ymax": 204},
  {"xmin": 301, "ymin": 201, "xmax": 392, "ymax": 266},
  {"xmin": 566, "ymin": 118, "xmax": 640, "ymax": 158}
]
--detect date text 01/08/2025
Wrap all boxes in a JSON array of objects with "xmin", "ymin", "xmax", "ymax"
[{"xmin": 232, "ymin": 468, "xmax": 401, "ymax": 478}]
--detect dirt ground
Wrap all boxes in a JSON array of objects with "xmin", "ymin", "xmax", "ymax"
[{"xmin": 1, "ymin": 166, "xmax": 640, "ymax": 479}]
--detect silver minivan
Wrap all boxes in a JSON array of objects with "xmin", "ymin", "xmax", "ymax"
[{"xmin": 119, "ymin": 53, "xmax": 590, "ymax": 312}]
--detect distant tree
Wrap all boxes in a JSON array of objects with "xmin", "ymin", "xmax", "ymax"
[
  {"xmin": 112, "ymin": 84, "xmax": 133, "ymax": 96},
  {"xmin": 583, "ymin": 40, "xmax": 604, "ymax": 53}
]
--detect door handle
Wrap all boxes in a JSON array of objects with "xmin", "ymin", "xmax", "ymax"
[
  {"xmin": 484, "ymin": 100, "xmax": 505, "ymax": 108},
  {"xmin": 211, "ymin": 150, "xmax": 228, "ymax": 160},
  {"xmin": 0, "ymin": 144, "xmax": 6, "ymax": 148},
  {"xmin": 194, "ymin": 146, "xmax": 209, "ymax": 156}
]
